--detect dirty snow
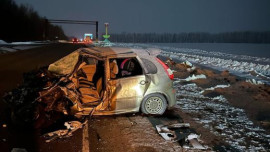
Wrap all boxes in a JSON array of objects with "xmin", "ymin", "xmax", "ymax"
[
  {"xmin": 174, "ymin": 79, "xmax": 270, "ymax": 151},
  {"xmin": 162, "ymin": 51, "xmax": 270, "ymax": 82},
  {"xmin": 0, "ymin": 41, "xmax": 48, "ymax": 53},
  {"xmin": 0, "ymin": 40, "xmax": 7, "ymax": 44}
]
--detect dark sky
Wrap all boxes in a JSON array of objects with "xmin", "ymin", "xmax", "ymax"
[{"xmin": 14, "ymin": 0, "xmax": 270, "ymax": 39}]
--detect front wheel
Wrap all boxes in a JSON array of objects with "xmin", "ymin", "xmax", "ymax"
[{"xmin": 141, "ymin": 94, "xmax": 167, "ymax": 115}]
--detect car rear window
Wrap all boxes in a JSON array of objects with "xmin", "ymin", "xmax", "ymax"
[{"xmin": 141, "ymin": 58, "xmax": 157, "ymax": 74}]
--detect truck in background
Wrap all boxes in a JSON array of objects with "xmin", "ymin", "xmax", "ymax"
[{"xmin": 84, "ymin": 33, "xmax": 93, "ymax": 44}]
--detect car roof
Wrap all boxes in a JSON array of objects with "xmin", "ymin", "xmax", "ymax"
[
  {"xmin": 48, "ymin": 47, "xmax": 161, "ymax": 76},
  {"xmin": 82, "ymin": 47, "xmax": 136, "ymax": 58},
  {"xmin": 81, "ymin": 47, "xmax": 161, "ymax": 58}
]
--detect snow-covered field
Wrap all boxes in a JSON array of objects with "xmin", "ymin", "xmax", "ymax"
[{"xmin": 115, "ymin": 43, "xmax": 270, "ymax": 84}]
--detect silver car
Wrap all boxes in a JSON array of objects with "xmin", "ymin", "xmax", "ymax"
[{"xmin": 39, "ymin": 47, "xmax": 176, "ymax": 117}]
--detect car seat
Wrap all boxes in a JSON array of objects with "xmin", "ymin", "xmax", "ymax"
[{"xmin": 110, "ymin": 59, "xmax": 118, "ymax": 79}]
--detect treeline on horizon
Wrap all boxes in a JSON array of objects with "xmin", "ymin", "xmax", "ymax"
[
  {"xmin": 110, "ymin": 32, "xmax": 270, "ymax": 43},
  {"xmin": 0, "ymin": 0, "xmax": 67, "ymax": 42}
]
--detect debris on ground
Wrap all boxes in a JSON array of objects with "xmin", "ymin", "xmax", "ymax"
[
  {"xmin": 186, "ymin": 134, "xmax": 207, "ymax": 150},
  {"xmin": 156, "ymin": 123, "xmax": 190, "ymax": 141},
  {"xmin": 44, "ymin": 121, "xmax": 84, "ymax": 142},
  {"xmin": 156, "ymin": 123, "xmax": 209, "ymax": 150},
  {"xmin": 156, "ymin": 125, "xmax": 176, "ymax": 141}
]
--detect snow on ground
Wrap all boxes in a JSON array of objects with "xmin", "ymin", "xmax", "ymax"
[
  {"xmin": 180, "ymin": 74, "xmax": 206, "ymax": 82},
  {"xmin": 0, "ymin": 40, "xmax": 7, "ymax": 44},
  {"xmin": 0, "ymin": 47, "xmax": 17, "ymax": 53},
  {"xmin": 162, "ymin": 51, "xmax": 270, "ymax": 81},
  {"xmin": 174, "ymin": 79, "xmax": 270, "ymax": 151},
  {"xmin": 10, "ymin": 41, "xmax": 47, "ymax": 45},
  {"xmin": 0, "ymin": 40, "xmax": 49, "ymax": 53},
  {"xmin": 200, "ymin": 84, "xmax": 231, "ymax": 94}
]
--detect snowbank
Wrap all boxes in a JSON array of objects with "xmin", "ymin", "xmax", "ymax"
[
  {"xmin": 0, "ymin": 40, "xmax": 7, "ymax": 44},
  {"xmin": 0, "ymin": 41, "xmax": 48, "ymax": 54},
  {"xmin": 11, "ymin": 41, "xmax": 46, "ymax": 45}
]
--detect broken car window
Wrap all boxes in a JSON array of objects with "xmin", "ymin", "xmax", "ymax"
[{"xmin": 110, "ymin": 58, "xmax": 143, "ymax": 79}]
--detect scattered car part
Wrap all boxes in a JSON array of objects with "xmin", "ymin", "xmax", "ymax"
[
  {"xmin": 156, "ymin": 123, "xmax": 190, "ymax": 141},
  {"xmin": 44, "ymin": 121, "xmax": 84, "ymax": 142},
  {"xmin": 156, "ymin": 125, "xmax": 176, "ymax": 141},
  {"xmin": 186, "ymin": 134, "xmax": 206, "ymax": 150},
  {"xmin": 156, "ymin": 123, "xmax": 207, "ymax": 150}
]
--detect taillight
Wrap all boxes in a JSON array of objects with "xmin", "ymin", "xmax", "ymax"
[{"xmin": 156, "ymin": 57, "xmax": 174, "ymax": 80}]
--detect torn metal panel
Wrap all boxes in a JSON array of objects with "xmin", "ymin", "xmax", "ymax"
[
  {"xmin": 167, "ymin": 123, "xmax": 190, "ymax": 129},
  {"xmin": 156, "ymin": 125, "xmax": 176, "ymax": 141},
  {"xmin": 187, "ymin": 134, "xmax": 207, "ymax": 150},
  {"xmin": 48, "ymin": 51, "xmax": 80, "ymax": 75}
]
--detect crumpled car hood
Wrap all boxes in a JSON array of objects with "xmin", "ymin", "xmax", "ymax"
[{"xmin": 48, "ymin": 51, "xmax": 80, "ymax": 76}]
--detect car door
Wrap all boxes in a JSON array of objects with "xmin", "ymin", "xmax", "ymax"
[{"xmin": 108, "ymin": 57, "xmax": 150, "ymax": 113}]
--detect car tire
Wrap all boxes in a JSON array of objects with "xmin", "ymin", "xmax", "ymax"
[{"xmin": 141, "ymin": 93, "xmax": 167, "ymax": 115}]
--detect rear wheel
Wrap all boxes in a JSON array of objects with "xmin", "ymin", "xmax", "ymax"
[{"xmin": 141, "ymin": 94, "xmax": 167, "ymax": 115}]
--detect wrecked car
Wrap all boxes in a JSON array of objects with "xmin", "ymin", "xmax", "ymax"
[{"xmin": 35, "ymin": 47, "xmax": 176, "ymax": 118}]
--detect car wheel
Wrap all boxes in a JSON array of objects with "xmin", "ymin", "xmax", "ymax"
[{"xmin": 141, "ymin": 93, "xmax": 167, "ymax": 115}]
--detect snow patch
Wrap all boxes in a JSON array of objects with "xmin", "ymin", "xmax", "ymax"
[
  {"xmin": 181, "ymin": 74, "xmax": 206, "ymax": 82},
  {"xmin": 246, "ymin": 79, "xmax": 264, "ymax": 85},
  {"xmin": 182, "ymin": 61, "xmax": 193, "ymax": 67},
  {"xmin": 11, "ymin": 41, "xmax": 45, "ymax": 45},
  {"xmin": 200, "ymin": 84, "xmax": 230, "ymax": 93}
]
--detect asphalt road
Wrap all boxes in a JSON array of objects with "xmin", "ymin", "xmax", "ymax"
[{"xmin": 0, "ymin": 43, "xmax": 85, "ymax": 152}]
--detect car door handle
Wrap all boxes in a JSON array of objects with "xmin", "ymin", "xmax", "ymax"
[{"xmin": 139, "ymin": 80, "xmax": 148, "ymax": 85}]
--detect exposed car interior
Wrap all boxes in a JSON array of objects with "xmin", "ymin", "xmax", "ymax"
[{"xmin": 74, "ymin": 57, "xmax": 104, "ymax": 107}]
